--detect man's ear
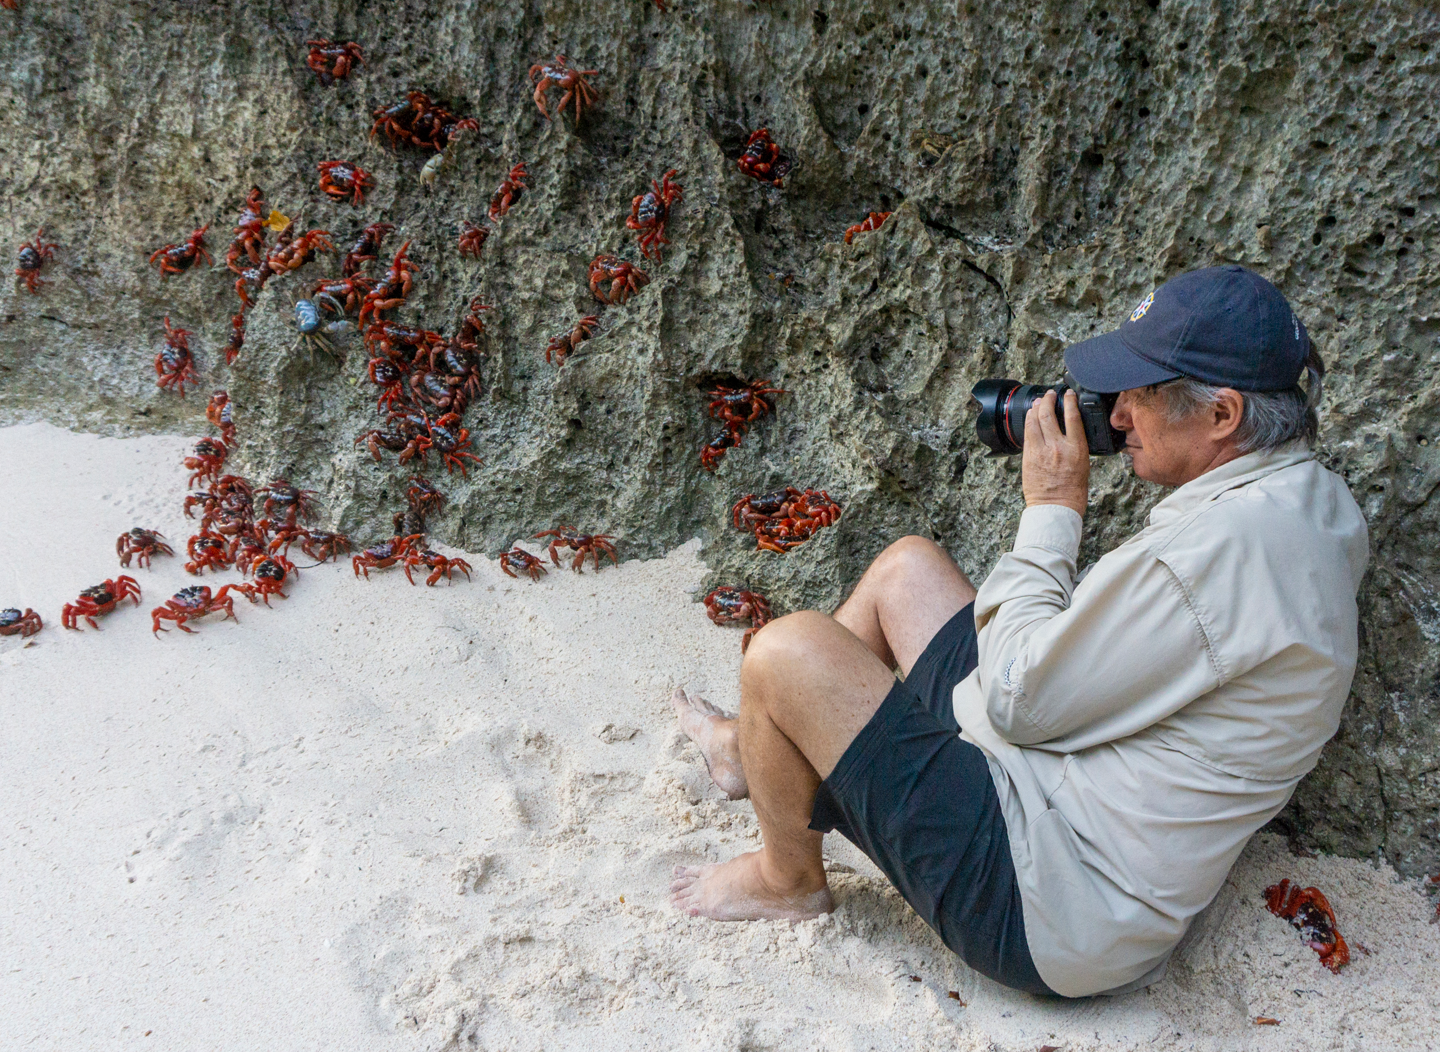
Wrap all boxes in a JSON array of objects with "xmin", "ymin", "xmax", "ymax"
[{"xmin": 1211, "ymin": 388, "xmax": 1245, "ymax": 440}]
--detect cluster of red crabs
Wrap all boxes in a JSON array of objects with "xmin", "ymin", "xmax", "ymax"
[{"xmin": 5, "ymin": 25, "xmax": 903, "ymax": 656}]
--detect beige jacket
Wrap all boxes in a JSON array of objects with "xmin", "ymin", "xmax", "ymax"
[{"xmin": 952, "ymin": 446, "xmax": 1368, "ymax": 997}]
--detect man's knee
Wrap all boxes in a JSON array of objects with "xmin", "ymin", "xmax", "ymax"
[
  {"xmin": 741, "ymin": 610, "xmax": 834, "ymax": 683},
  {"xmin": 868, "ymin": 535, "xmax": 951, "ymax": 585}
]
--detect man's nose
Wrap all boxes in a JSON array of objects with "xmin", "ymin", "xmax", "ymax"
[{"xmin": 1110, "ymin": 393, "xmax": 1134, "ymax": 430}]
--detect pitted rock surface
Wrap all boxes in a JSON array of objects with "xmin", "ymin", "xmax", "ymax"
[{"xmin": 1, "ymin": 1, "xmax": 1436, "ymax": 875}]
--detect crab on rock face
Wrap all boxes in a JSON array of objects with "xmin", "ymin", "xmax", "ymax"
[
  {"xmin": 207, "ymin": 390, "xmax": 236, "ymax": 444},
  {"xmin": 545, "ymin": 314, "xmax": 598, "ymax": 366},
  {"xmin": 533, "ymin": 527, "xmax": 618, "ymax": 573},
  {"xmin": 488, "ymin": 163, "xmax": 529, "ymax": 221},
  {"xmin": 116, "ymin": 528, "xmax": 174, "ymax": 569},
  {"xmin": 266, "ymin": 224, "xmax": 335, "ymax": 277},
  {"xmin": 149, "ymin": 225, "xmax": 213, "ymax": 277},
  {"xmin": 0, "ymin": 607, "xmax": 43, "ymax": 638},
  {"xmin": 358, "ymin": 240, "xmax": 417, "ymax": 325},
  {"xmin": 15, "ymin": 227, "xmax": 58, "ymax": 294},
  {"xmin": 626, "ymin": 169, "xmax": 683, "ymax": 262},
  {"xmin": 155, "ymin": 316, "xmax": 200, "ymax": 396},
  {"xmin": 528, "ymin": 54, "xmax": 599, "ymax": 127},
  {"xmin": 843, "ymin": 211, "xmax": 892, "ymax": 244},
  {"xmin": 588, "ymin": 255, "xmax": 650, "ymax": 306},
  {"xmin": 318, "ymin": 160, "xmax": 374, "ymax": 206},
  {"xmin": 457, "ymin": 221, "xmax": 490, "ymax": 259},
  {"xmin": 703, "ymin": 586, "xmax": 774, "ymax": 652},
  {"xmin": 306, "ymin": 39, "xmax": 364, "ymax": 85},
  {"xmin": 736, "ymin": 128, "xmax": 792, "ymax": 188},
  {"xmin": 343, "ymin": 222, "xmax": 394, "ymax": 277},
  {"xmin": 290, "ymin": 295, "xmax": 350, "ymax": 361},
  {"xmin": 151, "ymin": 585, "xmax": 242, "ymax": 636},
  {"xmin": 62, "ymin": 576, "xmax": 141, "ymax": 630}
]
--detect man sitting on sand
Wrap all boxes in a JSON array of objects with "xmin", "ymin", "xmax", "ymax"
[{"xmin": 669, "ymin": 266, "xmax": 1369, "ymax": 998}]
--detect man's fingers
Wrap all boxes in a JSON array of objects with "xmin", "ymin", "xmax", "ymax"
[
  {"xmin": 1033, "ymin": 390, "xmax": 1063, "ymax": 444},
  {"xmin": 1024, "ymin": 389, "xmax": 1046, "ymax": 446},
  {"xmin": 1062, "ymin": 390, "xmax": 1087, "ymax": 452}
]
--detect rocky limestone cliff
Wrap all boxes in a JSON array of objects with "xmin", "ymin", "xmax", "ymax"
[{"xmin": 2, "ymin": 0, "xmax": 1437, "ymax": 876}]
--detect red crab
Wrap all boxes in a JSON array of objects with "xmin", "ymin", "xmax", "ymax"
[
  {"xmin": 358, "ymin": 240, "xmax": 417, "ymax": 325},
  {"xmin": 1, "ymin": 1, "xmax": 19, "ymax": 12},
  {"xmin": 297, "ymin": 530, "xmax": 352, "ymax": 563},
  {"xmin": 226, "ymin": 187, "xmax": 269, "ymax": 272},
  {"xmin": 626, "ymin": 169, "xmax": 683, "ymax": 261},
  {"xmin": 184, "ymin": 437, "xmax": 229, "ymax": 487},
  {"xmin": 370, "ymin": 91, "xmax": 478, "ymax": 152},
  {"xmin": 311, "ymin": 275, "xmax": 374, "ymax": 316},
  {"xmin": 116, "ymin": 528, "xmax": 174, "ymax": 569},
  {"xmin": 318, "ymin": 160, "xmax": 374, "ymax": 206},
  {"xmin": 149, "ymin": 224, "xmax": 213, "ymax": 277},
  {"xmin": 356, "ymin": 412, "xmax": 430, "ymax": 464},
  {"xmin": 457, "ymin": 221, "xmax": 490, "ymax": 259},
  {"xmin": 266, "ymin": 224, "xmax": 335, "ymax": 276},
  {"xmin": 0, "ymin": 607, "xmax": 43, "ymax": 637},
  {"xmin": 736, "ymin": 128, "xmax": 791, "ymax": 188},
  {"xmin": 224, "ymin": 311, "xmax": 247, "ymax": 365},
  {"xmin": 843, "ymin": 211, "xmax": 892, "ymax": 244},
  {"xmin": 407, "ymin": 476, "xmax": 446, "ymax": 518},
  {"xmin": 185, "ymin": 529, "xmax": 233, "ymax": 575},
  {"xmin": 707, "ymin": 378, "xmax": 786, "ymax": 429},
  {"xmin": 207, "ymin": 390, "xmax": 236, "ymax": 444},
  {"xmin": 61, "ymin": 576, "xmax": 141, "ymax": 630},
  {"xmin": 416, "ymin": 341, "xmax": 482, "ymax": 413},
  {"xmin": 488, "ymin": 162, "xmax": 529, "ymax": 221},
  {"xmin": 700, "ymin": 427, "xmax": 742, "ymax": 471},
  {"xmin": 155, "ymin": 316, "xmax": 200, "ymax": 396},
  {"xmin": 352, "ymin": 534, "xmax": 423, "ymax": 579},
  {"xmin": 343, "ymin": 222, "xmax": 394, "ymax": 277},
  {"xmin": 151, "ymin": 585, "xmax": 242, "ymax": 636},
  {"xmin": 731, "ymin": 487, "xmax": 842, "ymax": 553},
  {"xmin": 258, "ymin": 478, "xmax": 319, "ymax": 527},
  {"xmin": 529, "ymin": 54, "xmax": 600, "ymax": 127},
  {"xmin": 404, "ymin": 547, "xmax": 473, "ymax": 586},
  {"xmin": 1264, "ymin": 880, "xmax": 1351, "ymax": 974},
  {"xmin": 703, "ymin": 586, "xmax": 774, "ymax": 652},
  {"xmin": 239, "ymin": 554, "xmax": 296, "ymax": 605},
  {"xmin": 533, "ymin": 527, "xmax": 618, "ymax": 573},
  {"xmin": 306, "ymin": 39, "xmax": 364, "ymax": 85},
  {"xmin": 185, "ymin": 474, "xmax": 254, "ymax": 523},
  {"xmin": 421, "ymin": 413, "xmax": 483, "ymax": 475},
  {"xmin": 545, "ymin": 314, "xmax": 599, "ymax": 366},
  {"xmin": 588, "ymin": 255, "xmax": 650, "ymax": 306},
  {"xmin": 499, "ymin": 547, "xmax": 548, "ymax": 581},
  {"xmin": 15, "ymin": 227, "xmax": 58, "ymax": 294},
  {"xmin": 456, "ymin": 298, "xmax": 493, "ymax": 353},
  {"xmin": 367, "ymin": 356, "xmax": 408, "ymax": 410}
]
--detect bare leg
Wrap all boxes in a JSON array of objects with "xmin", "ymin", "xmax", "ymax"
[
  {"xmin": 833, "ymin": 535, "xmax": 977, "ymax": 674},
  {"xmin": 671, "ymin": 611, "xmax": 897, "ymax": 921},
  {"xmin": 674, "ymin": 537, "xmax": 975, "ymax": 805}
]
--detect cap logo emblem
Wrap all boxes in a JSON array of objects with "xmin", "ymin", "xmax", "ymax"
[{"xmin": 1129, "ymin": 292, "xmax": 1155, "ymax": 323}]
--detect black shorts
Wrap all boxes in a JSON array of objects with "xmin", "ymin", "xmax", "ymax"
[{"xmin": 810, "ymin": 604, "xmax": 1054, "ymax": 996}]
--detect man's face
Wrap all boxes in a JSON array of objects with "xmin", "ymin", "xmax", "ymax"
[{"xmin": 1110, "ymin": 386, "xmax": 1232, "ymax": 487}]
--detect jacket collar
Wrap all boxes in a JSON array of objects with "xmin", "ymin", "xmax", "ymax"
[{"xmin": 1147, "ymin": 442, "xmax": 1314, "ymax": 528}]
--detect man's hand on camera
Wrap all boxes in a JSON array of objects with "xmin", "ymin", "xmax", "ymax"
[{"xmin": 1022, "ymin": 389, "xmax": 1090, "ymax": 517}]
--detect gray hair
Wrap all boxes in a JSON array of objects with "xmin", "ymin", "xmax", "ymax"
[{"xmin": 1152, "ymin": 347, "xmax": 1326, "ymax": 453}]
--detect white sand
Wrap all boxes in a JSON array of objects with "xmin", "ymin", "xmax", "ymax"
[{"xmin": 1, "ymin": 420, "xmax": 1437, "ymax": 1051}]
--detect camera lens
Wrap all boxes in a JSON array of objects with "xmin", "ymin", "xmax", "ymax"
[{"xmin": 972, "ymin": 380, "xmax": 1056, "ymax": 455}]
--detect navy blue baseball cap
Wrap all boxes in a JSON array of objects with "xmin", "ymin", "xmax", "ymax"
[{"xmin": 1063, "ymin": 265, "xmax": 1310, "ymax": 394}]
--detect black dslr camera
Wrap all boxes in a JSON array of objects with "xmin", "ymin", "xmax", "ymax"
[{"xmin": 971, "ymin": 374, "xmax": 1126, "ymax": 456}]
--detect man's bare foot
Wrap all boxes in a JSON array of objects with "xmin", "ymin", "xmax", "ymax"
[
  {"xmin": 670, "ymin": 852, "xmax": 833, "ymax": 921},
  {"xmin": 671, "ymin": 687, "xmax": 748, "ymax": 799}
]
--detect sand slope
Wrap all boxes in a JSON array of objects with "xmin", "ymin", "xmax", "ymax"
[{"xmin": 1, "ymin": 421, "xmax": 1436, "ymax": 1051}]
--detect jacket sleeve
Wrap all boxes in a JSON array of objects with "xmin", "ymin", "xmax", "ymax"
[{"xmin": 973, "ymin": 505, "xmax": 1222, "ymax": 748}]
